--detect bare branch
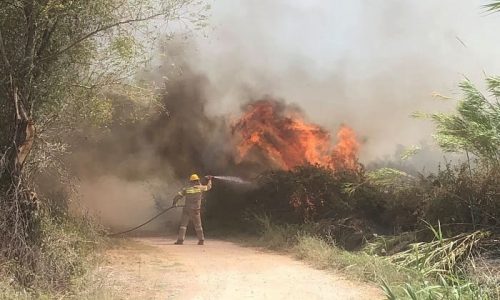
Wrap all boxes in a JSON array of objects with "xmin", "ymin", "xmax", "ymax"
[
  {"xmin": 39, "ymin": 12, "xmax": 169, "ymax": 62},
  {"xmin": 13, "ymin": 86, "xmax": 21, "ymax": 121},
  {"xmin": 36, "ymin": 17, "xmax": 59, "ymax": 58},
  {"xmin": 16, "ymin": 120, "xmax": 36, "ymax": 169},
  {"xmin": 23, "ymin": 1, "xmax": 36, "ymax": 60},
  {"xmin": 0, "ymin": 29, "xmax": 12, "ymax": 71}
]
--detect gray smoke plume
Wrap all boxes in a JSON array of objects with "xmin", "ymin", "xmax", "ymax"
[
  {"xmin": 71, "ymin": 1, "xmax": 500, "ymax": 229},
  {"xmin": 69, "ymin": 45, "xmax": 244, "ymax": 231},
  {"xmin": 188, "ymin": 0, "xmax": 500, "ymax": 165}
]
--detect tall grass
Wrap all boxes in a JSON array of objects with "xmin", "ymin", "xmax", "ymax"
[
  {"xmin": 382, "ymin": 223, "xmax": 497, "ymax": 299},
  {"xmin": 251, "ymin": 216, "xmax": 498, "ymax": 299},
  {"xmin": 0, "ymin": 212, "xmax": 105, "ymax": 299},
  {"xmin": 293, "ymin": 234, "xmax": 412, "ymax": 284},
  {"xmin": 390, "ymin": 233, "xmax": 487, "ymax": 276},
  {"xmin": 250, "ymin": 216, "xmax": 414, "ymax": 297}
]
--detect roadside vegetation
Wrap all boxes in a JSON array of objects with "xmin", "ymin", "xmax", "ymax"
[
  {"xmin": 206, "ymin": 8, "xmax": 500, "ymax": 298},
  {"xmin": 0, "ymin": 1, "xmax": 206, "ymax": 298},
  {"xmin": 248, "ymin": 216, "xmax": 498, "ymax": 299},
  {"xmin": 1, "ymin": 1, "xmax": 499, "ymax": 299},
  {"xmin": 206, "ymin": 76, "xmax": 500, "ymax": 299}
]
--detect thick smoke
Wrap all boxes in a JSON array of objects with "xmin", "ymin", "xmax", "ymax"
[
  {"xmin": 73, "ymin": 46, "xmax": 355, "ymax": 230},
  {"xmin": 72, "ymin": 1, "xmax": 500, "ymax": 229},
  {"xmin": 189, "ymin": 0, "xmax": 500, "ymax": 165},
  {"xmin": 70, "ymin": 45, "xmax": 252, "ymax": 230},
  {"xmin": 70, "ymin": 70, "xmax": 228, "ymax": 230}
]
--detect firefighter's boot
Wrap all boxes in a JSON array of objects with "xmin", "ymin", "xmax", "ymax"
[
  {"xmin": 176, "ymin": 225, "xmax": 187, "ymax": 244},
  {"xmin": 194, "ymin": 225, "xmax": 204, "ymax": 241}
]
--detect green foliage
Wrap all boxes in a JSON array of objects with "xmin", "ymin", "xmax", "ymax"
[
  {"xmin": 381, "ymin": 224, "xmax": 497, "ymax": 299},
  {"xmin": 0, "ymin": 0, "xmax": 208, "ymax": 138},
  {"xmin": 429, "ymin": 79, "xmax": 500, "ymax": 165},
  {"xmin": 293, "ymin": 234, "xmax": 410, "ymax": 283},
  {"xmin": 365, "ymin": 232, "xmax": 418, "ymax": 256},
  {"xmin": 350, "ymin": 162, "xmax": 500, "ymax": 232},
  {"xmin": 111, "ymin": 36, "xmax": 137, "ymax": 60},
  {"xmin": 422, "ymin": 162, "xmax": 500, "ymax": 227},
  {"xmin": 0, "ymin": 0, "xmax": 209, "ymax": 295},
  {"xmin": 1, "ymin": 212, "xmax": 103, "ymax": 298},
  {"xmin": 252, "ymin": 214, "xmax": 306, "ymax": 250},
  {"xmin": 72, "ymin": 95, "xmax": 114, "ymax": 128},
  {"xmin": 366, "ymin": 167, "xmax": 414, "ymax": 188},
  {"xmin": 251, "ymin": 220, "xmax": 414, "ymax": 297},
  {"xmin": 209, "ymin": 161, "xmax": 499, "ymax": 239},
  {"xmin": 390, "ymin": 228, "xmax": 488, "ymax": 277},
  {"xmin": 385, "ymin": 276, "xmax": 493, "ymax": 300},
  {"xmin": 401, "ymin": 145, "xmax": 422, "ymax": 161},
  {"xmin": 251, "ymin": 216, "xmax": 498, "ymax": 300},
  {"xmin": 484, "ymin": 1, "xmax": 500, "ymax": 12}
]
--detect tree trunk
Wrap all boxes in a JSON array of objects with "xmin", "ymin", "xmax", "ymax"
[{"xmin": 0, "ymin": 82, "xmax": 39, "ymax": 282}]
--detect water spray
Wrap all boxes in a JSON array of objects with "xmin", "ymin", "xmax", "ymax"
[
  {"xmin": 208, "ymin": 175, "xmax": 251, "ymax": 184},
  {"xmin": 109, "ymin": 176, "xmax": 250, "ymax": 236}
]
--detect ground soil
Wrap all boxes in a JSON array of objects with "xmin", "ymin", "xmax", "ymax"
[{"xmin": 102, "ymin": 237, "xmax": 384, "ymax": 300}]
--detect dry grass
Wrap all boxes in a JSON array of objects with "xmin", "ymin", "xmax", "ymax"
[
  {"xmin": 0, "ymin": 213, "xmax": 108, "ymax": 299},
  {"xmin": 249, "ymin": 217, "xmax": 498, "ymax": 299},
  {"xmin": 293, "ymin": 234, "xmax": 412, "ymax": 284}
]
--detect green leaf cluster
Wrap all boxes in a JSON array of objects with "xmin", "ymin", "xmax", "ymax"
[{"xmin": 430, "ymin": 79, "xmax": 500, "ymax": 165}]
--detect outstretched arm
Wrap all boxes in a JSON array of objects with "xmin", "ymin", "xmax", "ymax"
[{"xmin": 199, "ymin": 176, "xmax": 212, "ymax": 191}]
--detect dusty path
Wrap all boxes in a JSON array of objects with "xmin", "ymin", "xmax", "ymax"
[{"xmin": 102, "ymin": 237, "xmax": 384, "ymax": 300}]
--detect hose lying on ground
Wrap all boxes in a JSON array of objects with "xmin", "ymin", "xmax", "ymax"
[
  {"xmin": 108, "ymin": 205, "xmax": 184, "ymax": 237},
  {"xmin": 108, "ymin": 176, "xmax": 249, "ymax": 237}
]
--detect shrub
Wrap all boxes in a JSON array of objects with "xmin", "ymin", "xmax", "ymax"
[
  {"xmin": 422, "ymin": 163, "xmax": 500, "ymax": 229},
  {"xmin": 206, "ymin": 161, "xmax": 499, "ymax": 247},
  {"xmin": 0, "ymin": 211, "xmax": 103, "ymax": 298},
  {"xmin": 246, "ymin": 165, "xmax": 364, "ymax": 223}
]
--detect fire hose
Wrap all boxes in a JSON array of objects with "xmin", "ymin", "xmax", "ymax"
[
  {"xmin": 108, "ymin": 176, "xmax": 249, "ymax": 237},
  {"xmin": 108, "ymin": 204, "xmax": 184, "ymax": 237}
]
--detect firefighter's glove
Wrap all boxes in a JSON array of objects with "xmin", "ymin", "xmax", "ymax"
[{"xmin": 172, "ymin": 194, "xmax": 182, "ymax": 207}]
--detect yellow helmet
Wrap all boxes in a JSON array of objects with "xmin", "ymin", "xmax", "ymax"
[{"xmin": 189, "ymin": 174, "xmax": 200, "ymax": 181}]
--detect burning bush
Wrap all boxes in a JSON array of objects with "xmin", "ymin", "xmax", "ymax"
[
  {"xmin": 231, "ymin": 98, "xmax": 360, "ymax": 171},
  {"xmin": 203, "ymin": 164, "xmax": 365, "ymax": 235},
  {"xmin": 205, "ymin": 160, "xmax": 499, "ymax": 249}
]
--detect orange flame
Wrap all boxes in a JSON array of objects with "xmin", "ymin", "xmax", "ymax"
[{"xmin": 232, "ymin": 99, "xmax": 360, "ymax": 170}]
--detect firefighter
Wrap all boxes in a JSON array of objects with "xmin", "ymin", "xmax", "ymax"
[{"xmin": 173, "ymin": 174, "xmax": 212, "ymax": 245}]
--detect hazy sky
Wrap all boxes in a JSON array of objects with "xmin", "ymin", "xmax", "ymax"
[{"xmin": 185, "ymin": 0, "xmax": 500, "ymax": 161}]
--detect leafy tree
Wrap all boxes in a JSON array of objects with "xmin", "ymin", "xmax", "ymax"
[
  {"xmin": 0, "ymin": 0, "xmax": 207, "ymax": 284},
  {"xmin": 427, "ymin": 79, "xmax": 500, "ymax": 166}
]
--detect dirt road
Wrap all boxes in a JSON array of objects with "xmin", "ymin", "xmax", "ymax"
[{"xmin": 102, "ymin": 237, "xmax": 384, "ymax": 300}]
